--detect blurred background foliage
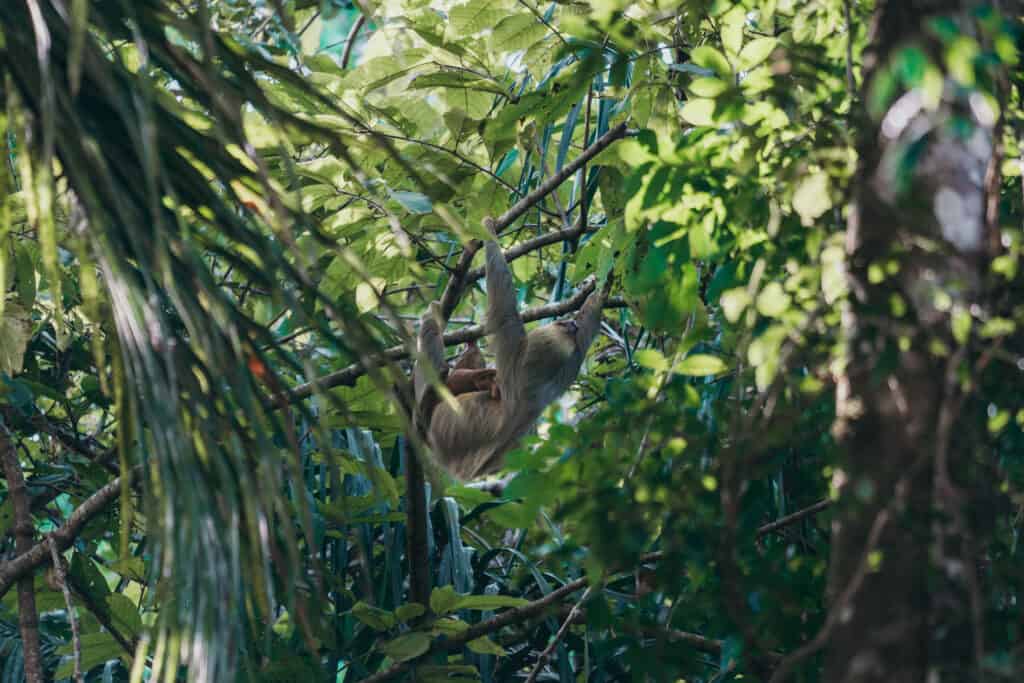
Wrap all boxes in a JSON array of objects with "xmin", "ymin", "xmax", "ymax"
[{"xmin": 0, "ymin": 0, "xmax": 1021, "ymax": 681}]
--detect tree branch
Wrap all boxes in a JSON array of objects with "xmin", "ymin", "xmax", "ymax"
[
  {"xmin": 48, "ymin": 537, "xmax": 84, "ymax": 683},
  {"xmin": 0, "ymin": 468, "xmax": 136, "ymax": 599},
  {"xmin": 341, "ymin": 14, "xmax": 366, "ymax": 70},
  {"xmin": 286, "ymin": 294, "xmax": 627, "ymax": 401},
  {"xmin": 462, "ymin": 223, "xmax": 593, "ymax": 284},
  {"xmin": 360, "ymin": 576, "xmax": 590, "ymax": 683},
  {"xmin": 66, "ymin": 572, "xmax": 138, "ymax": 656},
  {"xmin": 756, "ymin": 499, "xmax": 831, "ymax": 538},
  {"xmin": 359, "ymin": 551, "xmax": 671, "ymax": 683},
  {"xmin": 285, "ymin": 122, "xmax": 629, "ymax": 404},
  {"xmin": 525, "ymin": 585, "xmax": 595, "ymax": 683},
  {"xmin": 437, "ymin": 121, "xmax": 628, "ymax": 320}
]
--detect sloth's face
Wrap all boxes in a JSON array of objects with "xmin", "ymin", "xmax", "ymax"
[{"xmin": 527, "ymin": 323, "xmax": 578, "ymax": 369}]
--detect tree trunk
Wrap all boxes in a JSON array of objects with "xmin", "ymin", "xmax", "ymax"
[
  {"xmin": 1, "ymin": 433, "xmax": 44, "ymax": 682},
  {"xmin": 827, "ymin": 1, "xmax": 999, "ymax": 681}
]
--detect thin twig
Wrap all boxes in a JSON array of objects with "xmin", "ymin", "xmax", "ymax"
[
  {"xmin": 524, "ymin": 585, "xmax": 595, "ymax": 683},
  {"xmin": 341, "ymin": 14, "xmax": 366, "ymax": 70},
  {"xmin": 66, "ymin": 572, "xmax": 137, "ymax": 656},
  {"xmin": 756, "ymin": 499, "xmax": 831, "ymax": 538},
  {"xmin": 297, "ymin": 9, "xmax": 321, "ymax": 38},
  {"xmin": 368, "ymin": 131, "xmax": 525, "ymax": 197},
  {"xmin": 517, "ymin": 0, "xmax": 571, "ymax": 49},
  {"xmin": 48, "ymin": 537, "xmax": 83, "ymax": 683}
]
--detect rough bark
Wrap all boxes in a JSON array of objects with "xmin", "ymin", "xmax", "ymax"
[
  {"xmin": 826, "ymin": 2, "xmax": 998, "ymax": 682},
  {"xmin": 1, "ymin": 432, "xmax": 44, "ymax": 682}
]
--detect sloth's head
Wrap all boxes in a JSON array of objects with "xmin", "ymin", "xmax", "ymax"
[{"xmin": 525, "ymin": 320, "xmax": 584, "ymax": 378}]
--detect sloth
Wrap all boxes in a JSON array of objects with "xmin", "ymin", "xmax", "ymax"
[
  {"xmin": 413, "ymin": 237, "xmax": 605, "ymax": 480},
  {"xmin": 444, "ymin": 340, "xmax": 500, "ymax": 400}
]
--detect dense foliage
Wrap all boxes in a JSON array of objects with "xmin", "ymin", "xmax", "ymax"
[{"xmin": 0, "ymin": 1, "xmax": 1022, "ymax": 682}]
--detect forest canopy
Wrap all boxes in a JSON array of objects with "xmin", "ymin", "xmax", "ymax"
[{"xmin": 0, "ymin": 1, "xmax": 1022, "ymax": 682}]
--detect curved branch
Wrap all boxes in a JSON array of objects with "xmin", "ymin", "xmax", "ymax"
[
  {"xmin": 437, "ymin": 122, "xmax": 628, "ymax": 320},
  {"xmin": 0, "ymin": 468, "xmax": 137, "ymax": 599},
  {"xmin": 286, "ymin": 294, "xmax": 627, "ymax": 402},
  {"xmin": 756, "ymin": 499, "xmax": 830, "ymax": 538},
  {"xmin": 525, "ymin": 585, "xmax": 595, "ymax": 683},
  {"xmin": 359, "ymin": 551, "xmax": 668, "ymax": 683},
  {"xmin": 463, "ymin": 223, "xmax": 594, "ymax": 283},
  {"xmin": 341, "ymin": 14, "xmax": 367, "ymax": 70},
  {"xmin": 360, "ymin": 576, "xmax": 590, "ymax": 683}
]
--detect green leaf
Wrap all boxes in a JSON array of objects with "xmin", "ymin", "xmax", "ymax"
[
  {"xmin": 951, "ymin": 307, "xmax": 971, "ymax": 345},
  {"xmin": 55, "ymin": 632, "xmax": 122, "ymax": 679},
  {"xmin": 675, "ymin": 354, "xmax": 728, "ymax": 376},
  {"xmin": 821, "ymin": 243, "xmax": 848, "ymax": 304},
  {"xmin": 980, "ymin": 317, "xmax": 1015, "ymax": 338},
  {"xmin": 690, "ymin": 46, "xmax": 732, "ymax": 79},
  {"xmin": 748, "ymin": 325, "xmax": 787, "ymax": 391},
  {"xmin": 680, "ymin": 99, "xmax": 717, "ymax": 127},
  {"xmin": 689, "ymin": 221, "xmax": 716, "ymax": 259},
  {"xmin": 634, "ymin": 349, "xmax": 668, "ymax": 372},
  {"xmin": 391, "ymin": 190, "xmax": 434, "ymax": 214},
  {"xmin": 756, "ymin": 282, "xmax": 791, "ymax": 318},
  {"xmin": 720, "ymin": 288, "xmax": 751, "ymax": 323},
  {"xmin": 720, "ymin": 6, "xmax": 746, "ymax": 57},
  {"xmin": 431, "ymin": 617, "xmax": 471, "ymax": 636},
  {"xmin": 989, "ymin": 409, "xmax": 1010, "ymax": 434},
  {"xmin": 105, "ymin": 594, "xmax": 143, "ymax": 638},
  {"xmin": 450, "ymin": 0, "xmax": 504, "ymax": 35},
  {"xmin": 347, "ymin": 511, "xmax": 408, "ymax": 525},
  {"xmin": 688, "ymin": 77, "xmax": 728, "ymax": 98},
  {"xmin": 352, "ymin": 601, "xmax": 397, "ymax": 630},
  {"xmin": 738, "ymin": 37, "xmax": 777, "ymax": 70},
  {"xmin": 409, "ymin": 71, "xmax": 508, "ymax": 97},
  {"xmin": 109, "ymin": 557, "xmax": 146, "ymax": 582},
  {"xmin": 446, "ymin": 485, "xmax": 495, "ymax": 507},
  {"xmin": 430, "ymin": 585, "xmax": 460, "ymax": 615},
  {"xmin": 395, "ymin": 603, "xmax": 427, "ymax": 623},
  {"xmin": 378, "ymin": 632, "xmax": 431, "ymax": 661},
  {"xmin": 792, "ymin": 172, "xmax": 832, "ymax": 225},
  {"xmin": 356, "ymin": 281, "xmax": 380, "ymax": 314},
  {"xmin": 491, "ymin": 14, "xmax": 547, "ymax": 52},
  {"xmin": 467, "ymin": 636, "xmax": 508, "ymax": 655},
  {"xmin": 452, "ymin": 594, "xmax": 530, "ymax": 611}
]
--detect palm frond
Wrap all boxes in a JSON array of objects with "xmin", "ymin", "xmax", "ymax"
[{"xmin": 0, "ymin": 2, "xmax": 394, "ymax": 678}]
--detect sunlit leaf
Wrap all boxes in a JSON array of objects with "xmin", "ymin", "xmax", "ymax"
[
  {"xmin": 738, "ymin": 37, "xmax": 777, "ymax": 70},
  {"xmin": 675, "ymin": 354, "xmax": 728, "ymax": 376},
  {"xmin": 792, "ymin": 171, "xmax": 832, "ymax": 225}
]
